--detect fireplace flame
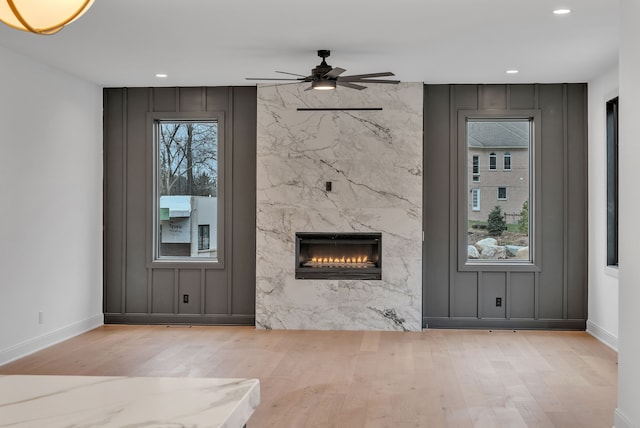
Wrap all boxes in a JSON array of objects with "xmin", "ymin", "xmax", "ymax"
[{"xmin": 306, "ymin": 255, "xmax": 372, "ymax": 268}]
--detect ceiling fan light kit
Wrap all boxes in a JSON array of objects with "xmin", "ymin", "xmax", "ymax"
[
  {"xmin": 247, "ymin": 49, "xmax": 400, "ymax": 91},
  {"xmin": 312, "ymin": 80, "xmax": 336, "ymax": 90},
  {"xmin": 0, "ymin": 0, "xmax": 94, "ymax": 35}
]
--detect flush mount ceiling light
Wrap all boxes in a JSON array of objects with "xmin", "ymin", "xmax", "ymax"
[
  {"xmin": 506, "ymin": 69, "xmax": 519, "ymax": 74},
  {"xmin": 0, "ymin": 0, "xmax": 94, "ymax": 35},
  {"xmin": 553, "ymin": 8, "xmax": 571, "ymax": 15}
]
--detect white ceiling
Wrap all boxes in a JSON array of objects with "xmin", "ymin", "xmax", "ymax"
[{"xmin": 0, "ymin": 0, "xmax": 618, "ymax": 87}]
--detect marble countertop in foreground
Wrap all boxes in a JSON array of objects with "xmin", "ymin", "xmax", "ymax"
[{"xmin": 0, "ymin": 375, "xmax": 260, "ymax": 427}]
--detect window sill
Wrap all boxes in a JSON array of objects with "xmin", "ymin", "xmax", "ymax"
[{"xmin": 605, "ymin": 265, "xmax": 619, "ymax": 278}]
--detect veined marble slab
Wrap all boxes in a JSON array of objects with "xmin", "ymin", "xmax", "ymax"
[
  {"xmin": 0, "ymin": 375, "xmax": 260, "ymax": 428},
  {"xmin": 256, "ymin": 82, "xmax": 423, "ymax": 331}
]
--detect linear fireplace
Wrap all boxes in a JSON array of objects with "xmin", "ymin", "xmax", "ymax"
[{"xmin": 295, "ymin": 232, "xmax": 382, "ymax": 280}]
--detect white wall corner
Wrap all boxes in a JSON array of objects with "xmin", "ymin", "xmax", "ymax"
[
  {"xmin": 614, "ymin": 408, "xmax": 634, "ymax": 428},
  {"xmin": 0, "ymin": 314, "xmax": 103, "ymax": 367},
  {"xmin": 586, "ymin": 319, "xmax": 619, "ymax": 351}
]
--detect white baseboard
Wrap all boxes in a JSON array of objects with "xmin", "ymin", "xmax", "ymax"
[
  {"xmin": 614, "ymin": 408, "xmax": 634, "ymax": 428},
  {"xmin": 586, "ymin": 320, "xmax": 618, "ymax": 351},
  {"xmin": 0, "ymin": 314, "xmax": 104, "ymax": 366}
]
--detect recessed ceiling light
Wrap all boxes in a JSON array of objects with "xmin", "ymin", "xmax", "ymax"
[
  {"xmin": 553, "ymin": 8, "xmax": 571, "ymax": 15},
  {"xmin": 156, "ymin": 73, "xmax": 168, "ymax": 78},
  {"xmin": 506, "ymin": 69, "xmax": 519, "ymax": 74}
]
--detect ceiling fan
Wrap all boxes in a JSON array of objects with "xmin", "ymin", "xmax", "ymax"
[{"xmin": 246, "ymin": 50, "xmax": 400, "ymax": 91}]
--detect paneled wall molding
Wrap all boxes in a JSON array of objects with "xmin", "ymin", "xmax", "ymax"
[
  {"xmin": 105, "ymin": 83, "xmax": 586, "ymax": 330},
  {"xmin": 425, "ymin": 318, "xmax": 587, "ymax": 330},
  {"xmin": 423, "ymin": 84, "xmax": 588, "ymax": 329},
  {"xmin": 103, "ymin": 87, "xmax": 256, "ymax": 325}
]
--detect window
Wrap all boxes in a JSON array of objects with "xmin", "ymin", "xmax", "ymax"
[
  {"xmin": 471, "ymin": 188, "xmax": 480, "ymax": 211},
  {"xmin": 155, "ymin": 120, "xmax": 219, "ymax": 260},
  {"xmin": 198, "ymin": 225, "xmax": 210, "ymax": 251},
  {"xmin": 472, "ymin": 155, "xmax": 480, "ymax": 182},
  {"xmin": 497, "ymin": 187, "xmax": 507, "ymax": 200},
  {"xmin": 606, "ymin": 97, "xmax": 619, "ymax": 267},
  {"xmin": 466, "ymin": 119, "xmax": 532, "ymax": 262},
  {"xmin": 503, "ymin": 152, "xmax": 512, "ymax": 170}
]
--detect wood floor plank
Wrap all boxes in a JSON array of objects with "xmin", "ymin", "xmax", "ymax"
[{"xmin": 0, "ymin": 326, "xmax": 618, "ymax": 428}]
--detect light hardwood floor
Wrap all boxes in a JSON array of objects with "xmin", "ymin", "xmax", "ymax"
[{"xmin": 0, "ymin": 326, "xmax": 617, "ymax": 428}]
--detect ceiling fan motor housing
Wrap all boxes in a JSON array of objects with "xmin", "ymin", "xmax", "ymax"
[{"xmin": 313, "ymin": 50, "xmax": 333, "ymax": 80}]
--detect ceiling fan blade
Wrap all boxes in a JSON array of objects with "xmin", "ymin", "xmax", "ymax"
[
  {"xmin": 342, "ymin": 79, "xmax": 401, "ymax": 84},
  {"xmin": 324, "ymin": 67, "xmax": 346, "ymax": 79},
  {"xmin": 339, "ymin": 72, "xmax": 395, "ymax": 80},
  {"xmin": 245, "ymin": 78, "xmax": 302, "ymax": 81},
  {"xmin": 276, "ymin": 71, "xmax": 308, "ymax": 78},
  {"xmin": 259, "ymin": 82, "xmax": 306, "ymax": 88},
  {"xmin": 304, "ymin": 84, "xmax": 314, "ymax": 91},
  {"xmin": 336, "ymin": 81, "xmax": 367, "ymax": 90}
]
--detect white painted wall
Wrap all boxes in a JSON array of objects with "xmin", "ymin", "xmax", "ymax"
[
  {"xmin": 0, "ymin": 45, "xmax": 103, "ymax": 365},
  {"xmin": 587, "ymin": 66, "xmax": 619, "ymax": 351},
  {"xmin": 616, "ymin": 1, "xmax": 640, "ymax": 427}
]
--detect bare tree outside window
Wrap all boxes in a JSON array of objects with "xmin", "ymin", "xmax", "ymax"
[
  {"xmin": 156, "ymin": 121, "xmax": 218, "ymax": 260},
  {"xmin": 159, "ymin": 122, "xmax": 217, "ymax": 197}
]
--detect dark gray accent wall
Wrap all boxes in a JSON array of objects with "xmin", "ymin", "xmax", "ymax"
[
  {"xmin": 423, "ymin": 84, "xmax": 588, "ymax": 329},
  {"xmin": 103, "ymin": 87, "xmax": 256, "ymax": 325}
]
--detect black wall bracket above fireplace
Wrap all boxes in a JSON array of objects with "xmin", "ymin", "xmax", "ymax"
[{"xmin": 295, "ymin": 232, "xmax": 382, "ymax": 280}]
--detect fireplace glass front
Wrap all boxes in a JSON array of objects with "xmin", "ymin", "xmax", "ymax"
[{"xmin": 295, "ymin": 232, "xmax": 382, "ymax": 280}]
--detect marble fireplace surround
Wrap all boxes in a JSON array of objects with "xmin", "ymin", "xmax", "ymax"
[{"xmin": 256, "ymin": 82, "xmax": 423, "ymax": 331}]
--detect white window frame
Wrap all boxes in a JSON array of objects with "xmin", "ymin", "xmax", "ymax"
[
  {"xmin": 503, "ymin": 152, "xmax": 512, "ymax": 171},
  {"xmin": 149, "ymin": 110, "xmax": 226, "ymax": 269},
  {"xmin": 489, "ymin": 152, "xmax": 497, "ymax": 170},
  {"xmin": 472, "ymin": 155, "xmax": 480, "ymax": 182},
  {"xmin": 497, "ymin": 187, "xmax": 507, "ymax": 201},
  {"xmin": 198, "ymin": 224, "xmax": 210, "ymax": 251},
  {"xmin": 460, "ymin": 111, "xmax": 541, "ymax": 271},
  {"xmin": 471, "ymin": 188, "xmax": 481, "ymax": 211}
]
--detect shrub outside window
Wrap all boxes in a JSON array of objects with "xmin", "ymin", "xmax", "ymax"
[{"xmin": 466, "ymin": 119, "xmax": 532, "ymax": 263}]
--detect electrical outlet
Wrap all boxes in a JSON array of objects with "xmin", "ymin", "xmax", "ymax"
[
  {"xmin": 496, "ymin": 297, "xmax": 502, "ymax": 307},
  {"xmin": 183, "ymin": 294, "xmax": 189, "ymax": 304}
]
